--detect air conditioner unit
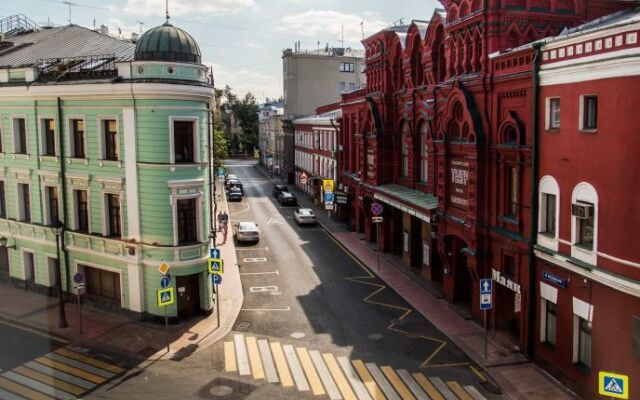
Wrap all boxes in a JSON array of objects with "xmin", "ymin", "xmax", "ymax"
[{"xmin": 572, "ymin": 202, "xmax": 593, "ymax": 219}]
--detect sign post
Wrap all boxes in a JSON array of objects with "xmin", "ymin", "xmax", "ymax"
[
  {"xmin": 599, "ymin": 371, "xmax": 629, "ymax": 399},
  {"xmin": 371, "ymin": 203, "xmax": 384, "ymax": 273},
  {"xmin": 479, "ymin": 278, "xmax": 493, "ymax": 359},
  {"xmin": 73, "ymin": 272, "xmax": 85, "ymax": 336},
  {"xmin": 323, "ymin": 179, "xmax": 335, "ymax": 218},
  {"xmin": 158, "ymin": 262, "xmax": 173, "ymax": 353}
]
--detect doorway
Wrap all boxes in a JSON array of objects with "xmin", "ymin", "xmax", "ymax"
[
  {"xmin": 410, "ymin": 217, "xmax": 422, "ymax": 269},
  {"xmin": 177, "ymin": 274, "xmax": 201, "ymax": 319},
  {"xmin": 448, "ymin": 236, "xmax": 471, "ymax": 306}
]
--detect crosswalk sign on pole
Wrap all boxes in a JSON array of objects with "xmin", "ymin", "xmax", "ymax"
[
  {"xmin": 157, "ymin": 288, "xmax": 175, "ymax": 307},
  {"xmin": 208, "ymin": 258, "xmax": 224, "ymax": 275},
  {"xmin": 599, "ymin": 371, "xmax": 629, "ymax": 399}
]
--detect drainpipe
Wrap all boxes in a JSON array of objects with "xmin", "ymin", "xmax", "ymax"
[
  {"xmin": 207, "ymin": 102, "xmax": 214, "ymax": 239},
  {"xmin": 527, "ymin": 43, "xmax": 542, "ymax": 359},
  {"xmin": 56, "ymin": 97, "xmax": 71, "ymax": 294}
]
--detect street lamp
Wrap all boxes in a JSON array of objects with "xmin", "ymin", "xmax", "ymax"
[
  {"xmin": 50, "ymin": 219, "xmax": 68, "ymax": 329},
  {"xmin": 0, "ymin": 236, "xmax": 16, "ymax": 249}
]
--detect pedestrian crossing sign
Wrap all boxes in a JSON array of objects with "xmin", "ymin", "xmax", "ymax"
[
  {"xmin": 599, "ymin": 371, "xmax": 629, "ymax": 399},
  {"xmin": 157, "ymin": 288, "xmax": 175, "ymax": 307},
  {"xmin": 209, "ymin": 258, "xmax": 224, "ymax": 275}
]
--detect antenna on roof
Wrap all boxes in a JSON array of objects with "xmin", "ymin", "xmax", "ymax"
[
  {"xmin": 137, "ymin": 20, "xmax": 144, "ymax": 33},
  {"xmin": 341, "ymin": 24, "xmax": 345, "ymax": 49},
  {"xmin": 62, "ymin": 1, "xmax": 76, "ymax": 25},
  {"xmin": 165, "ymin": 0, "xmax": 170, "ymax": 24},
  {"xmin": 361, "ymin": 21, "xmax": 364, "ymax": 39}
]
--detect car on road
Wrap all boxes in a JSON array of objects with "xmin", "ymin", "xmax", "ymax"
[
  {"xmin": 226, "ymin": 179, "xmax": 244, "ymax": 194},
  {"xmin": 294, "ymin": 208, "xmax": 316, "ymax": 225},
  {"xmin": 225, "ymin": 174, "xmax": 240, "ymax": 187},
  {"xmin": 278, "ymin": 191, "xmax": 297, "ymax": 206},
  {"xmin": 234, "ymin": 222, "xmax": 260, "ymax": 243},
  {"xmin": 272, "ymin": 184, "xmax": 289, "ymax": 197},
  {"xmin": 227, "ymin": 187, "xmax": 243, "ymax": 201}
]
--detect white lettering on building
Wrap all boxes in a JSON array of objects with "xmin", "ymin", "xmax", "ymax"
[{"xmin": 492, "ymin": 268, "xmax": 521, "ymax": 294}]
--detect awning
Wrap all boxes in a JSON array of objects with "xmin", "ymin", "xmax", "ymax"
[{"xmin": 373, "ymin": 184, "xmax": 438, "ymax": 223}]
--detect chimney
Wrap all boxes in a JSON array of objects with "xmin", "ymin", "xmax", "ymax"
[
  {"xmin": 131, "ymin": 32, "xmax": 139, "ymax": 41},
  {"xmin": 99, "ymin": 25, "xmax": 109, "ymax": 35}
]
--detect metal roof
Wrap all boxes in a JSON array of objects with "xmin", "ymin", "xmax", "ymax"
[
  {"xmin": 135, "ymin": 22, "xmax": 201, "ymax": 64},
  {"xmin": 0, "ymin": 25, "xmax": 135, "ymax": 68},
  {"xmin": 374, "ymin": 184, "xmax": 438, "ymax": 211}
]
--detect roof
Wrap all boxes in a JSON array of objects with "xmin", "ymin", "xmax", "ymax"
[
  {"xmin": 374, "ymin": 184, "xmax": 438, "ymax": 212},
  {"xmin": 0, "ymin": 25, "xmax": 135, "ymax": 68},
  {"xmin": 135, "ymin": 22, "xmax": 201, "ymax": 64},
  {"xmin": 293, "ymin": 109, "xmax": 342, "ymax": 124}
]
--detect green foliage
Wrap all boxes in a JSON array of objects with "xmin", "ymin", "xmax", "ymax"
[
  {"xmin": 213, "ymin": 128, "xmax": 228, "ymax": 169},
  {"xmin": 223, "ymin": 85, "xmax": 259, "ymax": 154}
]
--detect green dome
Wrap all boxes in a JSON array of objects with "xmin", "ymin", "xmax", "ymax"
[{"xmin": 135, "ymin": 22, "xmax": 201, "ymax": 64}]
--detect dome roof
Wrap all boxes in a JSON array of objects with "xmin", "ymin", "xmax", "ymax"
[{"xmin": 135, "ymin": 22, "xmax": 201, "ymax": 64}]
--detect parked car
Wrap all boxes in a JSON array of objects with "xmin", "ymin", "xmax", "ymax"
[
  {"xmin": 272, "ymin": 184, "xmax": 289, "ymax": 197},
  {"xmin": 278, "ymin": 191, "xmax": 297, "ymax": 206},
  {"xmin": 234, "ymin": 222, "xmax": 260, "ymax": 243},
  {"xmin": 225, "ymin": 174, "xmax": 239, "ymax": 187},
  {"xmin": 294, "ymin": 208, "xmax": 316, "ymax": 225},
  {"xmin": 226, "ymin": 179, "xmax": 244, "ymax": 194},
  {"xmin": 227, "ymin": 187, "xmax": 243, "ymax": 201}
]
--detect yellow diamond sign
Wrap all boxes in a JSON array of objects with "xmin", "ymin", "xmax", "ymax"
[{"xmin": 158, "ymin": 262, "xmax": 170, "ymax": 276}]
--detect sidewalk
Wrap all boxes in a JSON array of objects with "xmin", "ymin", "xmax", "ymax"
[
  {"xmin": 0, "ymin": 178, "xmax": 243, "ymax": 365},
  {"xmin": 256, "ymin": 163, "xmax": 576, "ymax": 400}
]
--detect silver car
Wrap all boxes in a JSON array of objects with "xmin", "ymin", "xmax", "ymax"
[
  {"xmin": 294, "ymin": 208, "xmax": 316, "ymax": 225},
  {"xmin": 234, "ymin": 222, "xmax": 260, "ymax": 243}
]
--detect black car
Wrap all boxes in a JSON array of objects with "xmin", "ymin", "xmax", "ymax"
[
  {"xmin": 226, "ymin": 179, "xmax": 244, "ymax": 194},
  {"xmin": 278, "ymin": 191, "xmax": 297, "ymax": 206},
  {"xmin": 272, "ymin": 184, "xmax": 289, "ymax": 197},
  {"xmin": 227, "ymin": 187, "xmax": 243, "ymax": 201}
]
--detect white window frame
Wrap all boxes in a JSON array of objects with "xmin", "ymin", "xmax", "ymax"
[
  {"xmin": 72, "ymin": 188, "xmax": 91, "ymax": 233},
  {"xmin": 168, "ymin": 180, "xmax": 205, "ymax": 247},
  {"xmin": 571, "ymin": 182, "xmax": 598, "ymax": 265},
  {"xmin": 16, "ymin": 182, "xmax": 31, "ymax": 222},
  {"xmin": 101, "ymin": 191, "xmax": 124, "ymax": 237},
  {"xmin": 98, "ymin": 117, "xmax": 120, "ymax": 162},
  {"xmin": 539, "ymin": 281, "xmax": 558, "ymax": 343},
  {"xmin": 68, "ymin": 116, "xmax": 88, "ymax": 159},
  {"xmin": 545, "ymin": 97, "xmax": 560, "ymax": 130},
  {"xmin": 22, "ymin": 250, "xmax": 36, "ymax": 283},
  {"xmin": 169, "ymin": 116, "xmax": 200, "ymax": 164},
  {"xmin": 42, "ymin": 184, "xmax": 61, "ymax": 226},
  {"xmin": 39, "ymin": 116, "xmax": 58, "ymax": 157},
  {"xmin": 538, "ymin": 175, "xmax": 560, "ymax": 251},
  {"xmin": 578, "ymin": 94, "xmax": 598, "ymax": 132},
  {"xmin": 46, "ymin": 255, "xmax": 58, "ymax": 288},
  {"xmin": 572, "ymin": 297, "xmax": 593, "ymax": 364},
  {"xmin": 12, "ymin": 116, "xmax": 29, "ymax": 155}
]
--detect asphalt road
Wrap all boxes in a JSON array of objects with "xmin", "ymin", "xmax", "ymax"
[{"xmin": 0, "ymin": 320, "xmax": 65, "ymax": 372}]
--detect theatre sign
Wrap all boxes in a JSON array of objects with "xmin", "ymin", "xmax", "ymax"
[{"xmin": 449, "ymin": 159, "xmax": 469, "ymax": 210}]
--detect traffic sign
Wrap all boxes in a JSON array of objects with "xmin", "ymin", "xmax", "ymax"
[
  {"xmin": 371, "ymin": 202, "xmax": 384, "ymax": 216},
  {"xmin": 372, "ymin": 216, "xmax": 383, "ymax": 223},
  {"xmin": 158, "ymin": 262, "xmax": 170, "ymax": 276},
  {"xmin": 73, "ymin": 272, "xmax": 84, "ymax": 284},
  {"xmin": 157, "ymin": 288, "xmax": 175, "ymax": 307},
  {"xmin": 325, "ymin": 203, "xmax": 334, "ymax": 210},
  {"xmin": 325, "ymin": 192, "xmax": 335, "ymax": 203},
  {"xmin": 300, "ymin": 172, "xmax": 308, "ymax": 185},
  {"xmin": 211, "ymin": 274, "xmax": 222, "ymax": 285},
  {"xmin": 210, "ymin": 248, "xmax": 221, "ymax": 259},
  {"xmin": 160, "ymin": 276, "xmax": 170, "ymax": 289},
  {"xmin": 323, "ymin": 179, "xmax": 334, "ymax": 192},
  {"xmin": 74, "ymin": 282, "xmax": 86, "ymax": 295},
  {"xmin": 480, "ymin": 293, "xmax": 492, "ymax": 310},
  {"xmin": 480, "ymin": 278, "xmax": 492, "ymax": 294},
  {"xmin": 599, "ymin": 372, "xmax": 629, "ymax": 399},
  {"xmin": 480, "ymin": 278, "xmax": 493, "ymax": 310},
  {"xmin": 208, "ymin": 258, "xmax": 224, "ymax": 274}
]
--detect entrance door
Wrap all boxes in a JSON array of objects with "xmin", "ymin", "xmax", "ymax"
[
  {"xmin": 177, "ymin": 274, "xmax": 200, "ymax": 319},
  {"xmin": 410, "ymin": 217, "xmax": 422, "ymax": 268},
  {"xmin": 0, "ymin": 247, "xmax": 8, "ymax": 277}
]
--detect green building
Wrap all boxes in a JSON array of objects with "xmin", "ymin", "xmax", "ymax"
[{"xmin": 0, "ymin": 16, "xmax": 214, "ymax": 320}]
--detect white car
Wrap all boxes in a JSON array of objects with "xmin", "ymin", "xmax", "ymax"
[
  {"xmin": 294, "ymin": 208, "xmax": 316, "ymax": 225},
  {"xmin": 234, "ymin": 222, "xmax": 260, "ymax": 243}
]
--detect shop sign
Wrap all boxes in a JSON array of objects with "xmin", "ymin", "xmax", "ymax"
[
  {"xmin": 492, "ymin": 268, "xmax": 521, "ymax": 294},
  {"xmin": 449, "ymin": 159, "xmax": 469, "ymax": 210},
  {"xmin": 335, "ymin": 193, "xmax": 348, "ymax": 204},
  {"xmin": 515, "ymin": 292, "xmax": 522, "ymax": 313},
  {"xmin": 542, "ymin": 271, "xmax": 567, "ymax": 288},
  {"xmin": 403, "ymin": 231, "xmax": 409, "ymax": 253}
]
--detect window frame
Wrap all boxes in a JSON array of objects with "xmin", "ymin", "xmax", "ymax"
[
  {"xmin": 16, "ymin": 182, "xmax": 31, "ymax": 223},
  {"xmin": 505, "ymin": 165, "xmax": 519, "ymax": 218},
  {"xmin": 39, "ymin": 117, "xmax": 57, "ymax": 157},
  {"xmin": 538, "ymin": 176, "xmax": 560, "ymax": 251},
  {"xmin": 22, "ymin": 250, "xmax": 35, "ymax": 283},
  {"xmin": 44, "ymin": 185, "xmax": 60, "ymax": 226},
  {"xmin": 544, "ymin": 300, "xmax": 557, "ymax": 346},
  {"xmin": 0, "ymin": 181, "xmax": 6, "ymax": 219},
  {"xmin": 169, "ymin": 117, "xmax": 200, "ymax": 164},
  {"xmin": 175, "ymin": 197, "xmax": 200, "ymax": 246},
  {"xmin": 571, "ymin": 182, "xmax": 598, "ymax": 265},
  {"xmin": 339, "ymin": 62, "xmax": 355, "ymax": 73},
  {"xmin": 103, "ymin": 192, "xmax": 123, "ymax": 238},
  {"xmin": 99, "ymin": 117, "xmax": 120, "ymax": 162},
  {"xmin": 74, "ymin": 189, "xmax": 90, "ymax": 233},
  {"xmin": 78, "ymin": 263, "xmax": 123, "ymax": 304},
  {"xmin": 579, "ymin": 94, "xmax": 598, "ymax": 132},
  {"xmin": 419, "ymin": 123, "xmax": 429, "ymax": 184},
  {"xmin": 547, "ymin": 97, "xmax": 560, "ymax": 130},
  {"xmin": 12, "ymin": 117, "xmax": 29, "ymax": 155},
  {"xmin": 68, "ymin": 117, "xmax": 88, "ymax": 159},
  {"xmin": 401, "ymin": 122, "xmax": 410, "ymax": 179}
]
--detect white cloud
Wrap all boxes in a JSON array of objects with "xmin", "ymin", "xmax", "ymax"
[
  {"xmin": 208, "ymin": 62, "xmax": 282, "ymax": 101},
  {"xmin": 279, "ymin": 10, "xmax": 388, "ymax": 45},
  {"xmin": 123, "ymin": 0, "xmax": 257, "ymax": 18}
]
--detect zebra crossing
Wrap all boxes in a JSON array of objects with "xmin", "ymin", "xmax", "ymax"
[
  {"xmin": 225, "ymin": 334, "xmax": 488, "ymax": 400},
  {"xmin": 0, "ymin": 346, "xmax": 125, "ymax": 400}
]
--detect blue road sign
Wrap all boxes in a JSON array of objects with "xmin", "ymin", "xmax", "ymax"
[
  {"xmin": 480, "ymin": 278, "xmax": 493, "ymax": 310},
  {"xmin": 73, "ymin": 272, "xmax": 84, "ymax": 284},
  {"xmin": 480, "ymin": 279, "xmax": 493, "ymax": 294},
  {"xmin": 325, "ymin": 192, "xmax": 335, "ymax": 203},
  {"xmin": 160, "ymin": 276, "xmax": 170, "ymax": 289},
  {"xmin": 210, "ymin": 248, "xmax": 221, "ymax": 259},
  {"xmin": 371, "ymin": 202, "xmax": 384, "ymax": 216},
  {"xmin": 212, "ymin": 274, "xmax": 222, "ymax": 285}
]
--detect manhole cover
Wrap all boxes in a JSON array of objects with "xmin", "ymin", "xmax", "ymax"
[
  {"xmin": 368, "ymin": 333, "xmax": 384, "ymax": 340},
  {"xmin": 235, "ymin": 321, "xmax": 251, "ymax": 331},
  {"xmin": 290, "ymin": 332, "xmax": 306, "ymax": 339},
  {"xmin": 210, "ymin": 385, "xmax": 233, "ymax": 396},
  {"xmin": 198, "ymin": 377, "xmax": 256, "ymax": 400}
]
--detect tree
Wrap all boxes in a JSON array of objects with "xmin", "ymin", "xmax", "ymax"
[
  {"xmin": 212, "ymin": 128, "xmax": 228, "ymax": 171},
  {"xmin": 222, "ymin": 85, "xmax": 260, "ymax": 155}
]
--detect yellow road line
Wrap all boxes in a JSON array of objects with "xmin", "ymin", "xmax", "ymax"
[
  {"xmin": 447, "ymin": 381, "xmax": 473, "ymax": 400},
  {"xmin": 224, "ymin": 341, "xmax": 237, "ymax": 372},
  {"xmin": 352, "ymin": 360, "xmax": 386, "ymax": 400},
  {"xmin": 322, "ymin": 353, "xmax": 357, "ymax": 400},
  {"xmin": 35, "ymin": 357, "xmax": 105, "ymax": 384},
  {"xmin": 245, "ymin": 337, "xmax": 265, "ymax": 380},
  {"xmin": 269, "ymin": 342, "xmax": 294, "ymax": 387},
  {"xmin": 469, "ymin": 366, "xmax": 486, "ymax": 382},
  {"xmin": 381, "ymin": 367, "xmax": 415, "ymax": 400},
  {"xmin": 13, "ymin": 366, "xmax": 85, "ymax": 396},
  {"xmin": 412, "ymin": 373, "xmax": 444, "ymax": 400},
  {"xmin": 0, "ymin": 376, "xmax": 55, "ymax": 400},
  {"xmin": 296, "ymin": 347, "xmax": 325, "ymax": 396},
  {"xmin": 54, "ymin": 348, "xmax": 124, "ymax": 374}
]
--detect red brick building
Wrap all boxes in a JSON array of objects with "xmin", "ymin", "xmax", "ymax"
[{"xmin": 337, "ymin": 0, "xmax": 636, "ymax": 374}]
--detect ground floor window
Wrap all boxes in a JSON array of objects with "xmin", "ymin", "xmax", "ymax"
[
  {"xmin": 574, "ymin": 315, "xmax": 592, "ymax": 368},
  {"xmin": 23, "ymin": 252, "xmax": 35, "ymax": 283},
  {"xmin": 0, "ymin": 247, "xmax": 9, "ymax": 275},
  {"xmin": 545, "ymin": 300, "xmax": 557, "ymax": 346},
  {"xmin": 85, "ymin": 266, "xmax": 121, "ymax": 302}
]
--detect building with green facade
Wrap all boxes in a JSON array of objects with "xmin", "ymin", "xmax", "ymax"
[{"xmin": 0, "ymin": 15, "xmax": 214, "ymax": 320}]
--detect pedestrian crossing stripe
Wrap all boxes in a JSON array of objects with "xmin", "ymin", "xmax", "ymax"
[
  {"xmin": 0, "ymin": 347, "xmax": 125, "ymax": 400},
  {"xmin": 599, "ymin": 371, "xmax": 629, "ymax": 399},
  {"xmin": 225, "ymin": 334, "xmax": 488, "ymax": 400}
]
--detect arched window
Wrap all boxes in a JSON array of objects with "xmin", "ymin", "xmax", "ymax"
[
  {"xmin": 538, "ymin": 176, "xmax": 560, "ymax": 251},
  {"xmin": 459, "ymin": 1, "xmax": 469, "ymax": 18},
  {"xmin": 571, "ymin": 182, "xmax": 598, "ymax": 265},
  {"xmin": 401, "ymin": 122, "xmax": 410, "ymax": 178},
  {"xmin": 419, "ymin": 123, "xmax": 429, "ymax": 183},
  {"xmin": 412, "ymin": 46, "xmax": 424, "ymax": 87},
  {"xmin": 502, "ymin": 124, "xmax": 518, "ymax": 145}
]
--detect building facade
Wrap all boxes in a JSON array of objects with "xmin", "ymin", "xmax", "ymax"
[
  {"xmin": 0, "ymin": 18, "xmax": 215, "ymax": 321},
  {"xmin": 258, "ymin": 101, "xmax": 284, "ymax": 171}
]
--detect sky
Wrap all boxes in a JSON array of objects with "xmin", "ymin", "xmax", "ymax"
[{"xmin": 1, "ymin": 0, "xmax": 443, "ymax": 101}]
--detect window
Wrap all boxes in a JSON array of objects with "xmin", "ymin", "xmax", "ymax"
[
  {"xmin": 177, "ymin": 198, "xmax": 197, "ymax": 245},
  {"xmin": 340, "ymin": 62, "xmax": 355, "ymax": 72},
  {"xmin": 420, "ymin": 123, "xmax": 428, "ymax": 183},
  {"xmin": 507, "ymin": 166, "xmax": 518, "ymax": 216},
  {"xmin": 23, "ymin": 252, "xmax": 35, "ymax": 283},
  {"xmin": 13, "ymin": 118, "xmax": 27, "ymax": 154},
  {"xmin": 75, "ymin": 190, "xmax": 89, "ymax": 232},
  {"xmin": 71, "ymin": 119, "xmax": 86, "ymax": 158},
  {"xmin": 541, "ymin": 193, "xmax": 556, "ymax": 235},
  {"xmin": 576, "ymin": 202, "xmax": 594, "ymax": 249},
  {"xmin": 545, "ymin": 300, "xmax": 557, "ymax": 346},
  {"xmin": 18, "ymin": 183, "xmax": 31, "ymax": 223},
  {"xmin": 348, "ymin": 82, "xmax": 356, "ymax": 91},
  {"xmin": 85, "ymin": 266, "xmax": 121, "ymax": 301},
  {"xmin": 106, "ymin": 194, "xmax": 121, "ymax": 237},
  {"xmin": 581, "ymin": 95, "xmax": 598, "ymax": 130},
  {"xmin": 503, "ymin": 254, "xmax": 515, "ymax": 278},
  {"xmin": 0, "ymin": 182, "xmax": 5, "ymax": 219},
  {"xmin": 549, "ymin": 98, "xmax": 560, "ymax": 129},
  {"xmin": 42, "ymin": 118, "xmax": 56, "ymax": 156},
  {"xmin": 46, "ymin": 186, "xmax": 59, "ymax": 225},
  {"xmin": 401, "ymin": 122, "xmax": 409, "ymax": 178},
  {"xmin": 173, "ymin": 121, "xmax": 195, "ymax": 163},
  {"xmin": 576, "ymin": 317, "xmax": 592, "ymax": 368},
  {"xmin": 103, "ymin": 120, "xmax": 119, "ymax": 161}
]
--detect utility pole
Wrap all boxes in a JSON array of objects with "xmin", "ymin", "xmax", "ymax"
[{"xmin": 62, "ymin": 2, "xmax": 76, "ymax": 25}]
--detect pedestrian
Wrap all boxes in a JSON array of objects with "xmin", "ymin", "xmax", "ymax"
[
  {"xmin": 217, "ymin": 211, "xmax": 223, "ymax": 232},
  {"xmin": 221, "ymin": 211, "xmax": 229, "ymax": 243}
]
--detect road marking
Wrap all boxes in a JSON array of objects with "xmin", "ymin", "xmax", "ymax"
[
  {"xmin": 257, "ymin": 339, "xmax": 279, "ymax": 384},
  {"xmin": 242, "ymin": 258, "xmax": 268, "ymax": 263},
  {"xmin": 269, "ymin": 342, "xmax": 294, "ymax": 388},
  {"xmin": 323, "ymin": 353, "xmax": 357, "ymax": 400},
  {"xmin": 396, "ymin": 370, "xmax": 429, "ymax": 400},
  {"xmin": 0, "ymin": 386, "xmax": 27, "ymax": 400},
  {"xmin": 234, "ymin": 334, "xmax": 251, "ymax": 376},
  {"xmin": 282, "ymin": 344, "xmax": 310, "ymax": 392},
  {"xmin": 240, "ymin": 270, "xmax": 279, "ymax": 276},
  {"xmin": 0, "ymin": 376, "xmax": 55, "ymax": 400},
  {"xmin": 469, "ymin": 366, "xmax": 486, "ymax": 382},
  {"xmin": 241, "ymin": 307, "xmax": 291, "ymax": 312},
  {"xmin": 35, "ymin": 357, "xmax": 105, "ymax": 384},
  {"xmin": 463, "ymin": 385, "xmax": 488, "ymax": 400},
  {"xmin": 245, "ymin": 337, "xmax": 265, "ymax": 380},
  {"xmin": 13, "ymin": 366, "xmax": 85, "ymax": 396},
  {"xmin": 296, "ymin": 347, "xmax": 325, "ymax": 396},
  {"xmin": 428, "ymin": 377, "xmax": 457, "ymax": 400},
  {"xmin": 411, "ymin": 373, "xmax": 444, "ymax": 400},
  {"xmin": 24, "ymin": 361, "xmax": 94, "ymax": 389},
  {"xmin": 366, "ymin": 363, "xmax": 400, "ymax": 400},
  {"xmin": 309, "ymin": 350, "xmax": 342, "ymax": 400},
  {"xmin": 249, "ymin": 286, "xmax": 279, "ymax": 293},
  {"xmin": 2, "ymin": 370, "xmax": 76, "ymax": 400},
  {"xmin": 267, "ymin": 217, "xmax": 283, "ymax": 225},
  {"xmin": 447, "ymin": 381, "xmax": 473, "ymax": 400},
  {"xmin": 352, "ymin": 360, "xmax": 386, "ymax": 400},
  {"xmin": 235, "ymin": 247, "xmax": 269, "ymax": 251},
  {"xmin": 54, "ymin": 348, "xmax": 124, "ymax": 374},
  {"xmin": 224, "ymin": 341, "xmax": 237, "ymax": 372},
  {"xmin": 381, "ymin": 366, "xmax": 415, "ymax": 400},
  {"xmin": 337, "ymin": 356, "xmax": 372, "ymax": 400},
  {"xmin": 45, "ymin": 353, "xmax": 114, "ymax": 378}
]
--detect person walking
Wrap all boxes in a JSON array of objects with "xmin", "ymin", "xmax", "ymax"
[{"xmin": 221, "ymin": 211, "xmax": 229, "ymax": 243}]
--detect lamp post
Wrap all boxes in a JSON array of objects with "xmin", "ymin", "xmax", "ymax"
[{"xmin": 51, "ymin": 219, "xmax": 68, "ymax": 328}]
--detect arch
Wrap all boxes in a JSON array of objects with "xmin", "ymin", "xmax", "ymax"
[
  {"xmin": 539, "ymin": 175, "xmax": 560, "ymax": 250},
  {"xmin": 571, "ymin": 182, "xmax": 598, "ymax": 265},
  {"xmin": 459, "ymin": 0, "xmax": 470, "ymax": 18},
  {"xmin": 390, "ymin": 41, "xmax": 404, "ymax": 91},
  {"xmin": 498, "ymin": 111, "xmax": 525, "ymax": 146},
  {"xmin": 410, "ymin": 37, "xmax": 424, "ymax": 87},
  {"xmin": 417, "ymin": 120, "xmax": 430, "ymax": 183},
  {"xmin": 471, "ymin": 0, "xmax": 481, "ymax": 11},
  {"xmin": 448, "ymin": 5, "xmax": 459, "ymax": 23},
  {"xmin": 431, "ymin": 25, "xmax": 446, "ymax": 83},
  {"xmin": 507, "ymin": 27, "xmax": 521, "ymax": 49},
  {"xmin": 439, "ymin": 82, "xmax": 484, "ymax": 144}
]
